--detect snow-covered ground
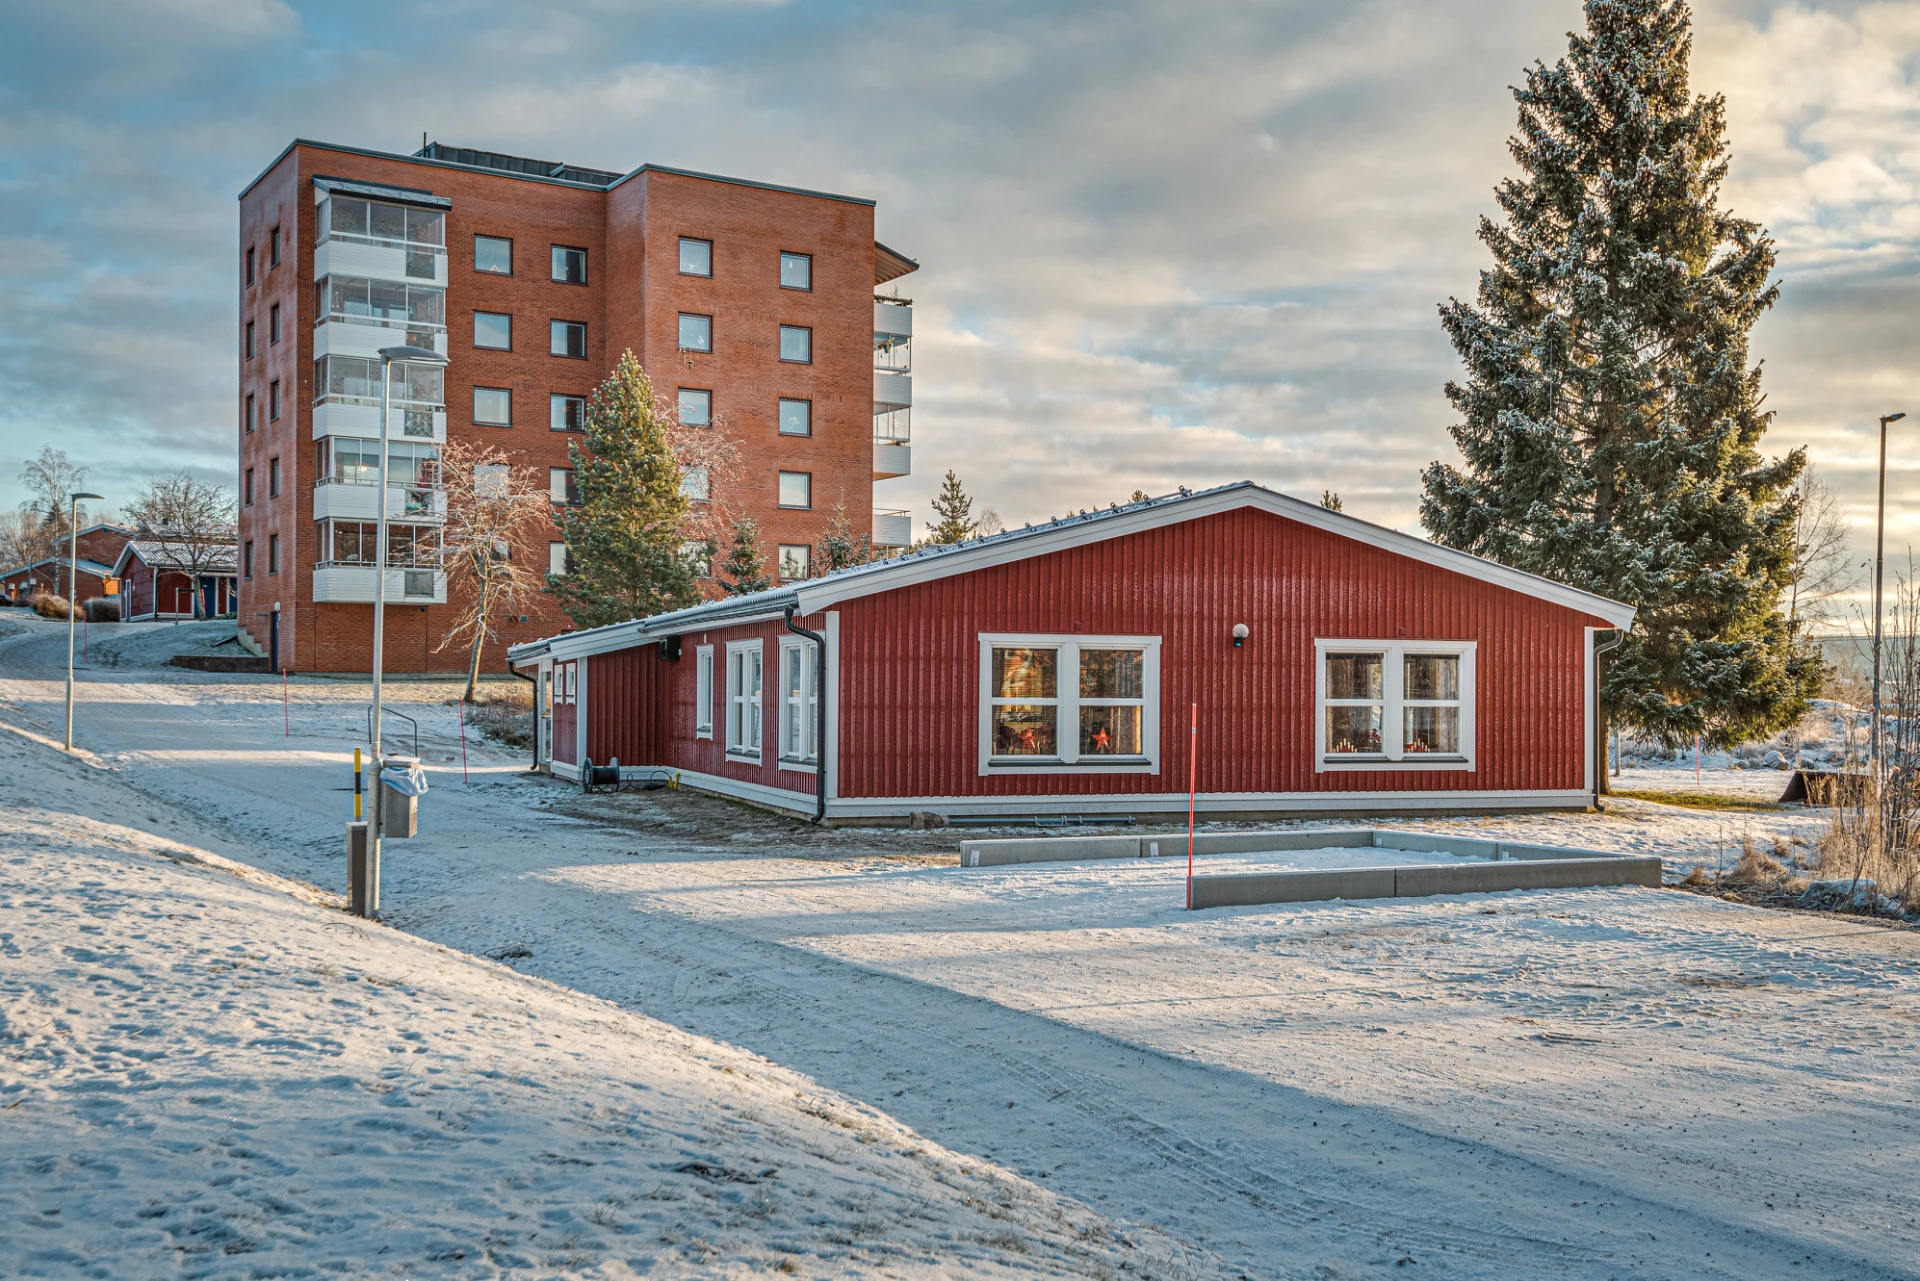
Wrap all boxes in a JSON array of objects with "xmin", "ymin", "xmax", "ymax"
[{"xmin": 2, "ymin": 614, "xmax": 1916, "ymax": 1278}]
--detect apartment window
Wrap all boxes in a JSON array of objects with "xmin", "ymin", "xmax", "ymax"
[
  {"xmin": 678, "ymin": 313, "xmax": 711, "ymax": 352},
  {"xmin": 245, "ymin": 321, "xmax": 255, "ymax": 359},
  {"xmin": 778, "ymin": 398, "xmax": 811, "ymax": 437},
  {"xmin": 695, "ymin": 645, "xmax": 714, "ymax": 739},
  {"xmin": 474, "ymin": 464, "xmax": 509, "ymax": 500},
  {"xmin": 243, "ymin": 540, "xmax": 254, "ymax": 579},
  {"xmin": 680, "ymin": 466, "xmax": 710, "ymax": 502},
  {"xmin": 549, "ymin": 467, "xmax": 580, "ymax": 506},
  {"xmin": 679, "ymin": 237, "xmax": 712, "ymax": 277},
  {"xmin": 550, "ymin": 394, "xmax": 586, "ymax": 432},
  {"xmin": 270, "ymin": 226, "xmax": 280, "ymax": 267},
  {"xmin": 474, "ymin": 235, "xmax": 512, "ymax": 275},
  {"xmin": 980, "ymin": 635, "xmax": 1161, "ymax": 772},
  {"xmin": 777, "ymin": 471, "xmax": 811, "ymax": 509},
  {"xmin": 1316, "ymin": 641, "xmax": 1475, "ymax": 769},
  {"xmin": 678, "ymin": 388, "xmax": 711, "ymax": 427},
  {"xmin": 725, "ymin": 640, "xmax": 763, "ymax": 758},
  {"xmin": 550, "ymin": 320, "xmax": 587, "ymax": 359},
  {"xmin": 268, "ymin": 534, "xmax": 279, "ymax": 574},
  {"xmin": 551, "ymin": 245, "xmax": 587, "ymax": 285},
  {"xmin": 268, "ymin": 380, "xmax": 280, "ymax": 420},
  {"xmin": 780, "ymin": 251, "xmax": 812, "ymax": 291},
  {"xmin": 683, "ymin": 539, "xmax": 714, "ymax": 578},
  {"xmin": 474, "ymin": 386, "xmax": 512, "ymax": 427},
  {"xmin": 779, "ymin": 325, "xmax": 812, "ymax": 364},
  {"xmin": 474, "ymin": 311, "xmax": 512, "ymax": 350},
  {"xmin": 269, "ymin": 457, "xmax": 280, "ymax": 497},
  {"xmin": 244, "ymin": 394, "xmax": 255, "ymax": 434},
  {"xmin": 777, "ymin": 544, "xmax": 811, "ymax": 581},
  {"xmin": 269, "ymin": 303, "xmax": 281, "ymax": 345},
  {"xmin": 548, "ymin": 542, "xmax": 571, "ymax": 576},
  {"xmin": 244, "ymin": 467, "xmax": 254, "ymax": 505},
  {"xmin": 779, "ymin": 637, "xmax": 819, "ymax": 766},
  {"xmin": 245, "ymin": 246, "xmax": 255, "ymax": 285}
]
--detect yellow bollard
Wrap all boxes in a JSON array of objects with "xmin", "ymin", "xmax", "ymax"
[{"xmin": 354, "ymin": 747, "xmax": 363, "ymax": 821}]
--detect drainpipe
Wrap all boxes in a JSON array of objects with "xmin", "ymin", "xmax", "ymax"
[
  {"xmin": 783, "ymin": 604, "xmax": 828, "ymax": 824},
  {"xmin": 1592, "ymin": 628, "xmax": 1627, "ymax": 809},
  {"xmin": 509, "ymin": 657, "xmax": 539, "ymax": 772}
]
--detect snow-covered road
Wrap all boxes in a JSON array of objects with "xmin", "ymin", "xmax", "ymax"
[{"xmin": 3, "ymin": 615, "xmax": 1915, "ymax": 1279}]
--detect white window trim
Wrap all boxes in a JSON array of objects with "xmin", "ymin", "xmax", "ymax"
[
  {"xmin": 777, "ymin": 635, "xmax": 819, "ymax": 773},
  {"xmin": 725, "ymin": 639, "xmax": 763, "ymax": 760},
  {"xmin": 976, "ymin": 633, "xmax": 1161, "ymax": 776},
  {"xmin": 1314, "ymin": 639, "xmax": 1477, "ymax": 772},
  {"xmin": 694, "ymin": 644, "xmax": 714, "ymax": 739}
]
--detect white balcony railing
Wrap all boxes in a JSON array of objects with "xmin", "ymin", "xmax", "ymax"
[
  {"xmin": 874, "ymin": 508, "xmax": 912, "ymax": 548},
  {"xmin": 313, "ymin": 479, "xmax": 446, "ymax": 523},
  {"xmin": 874, "ymin": 299, "xmax": 911, "ymax": 337},
  {"xmin": 312, "ymin": 566, "xmax": 447, "ymax": 605},
  {"xmin": 313, "ymin": 319, "xmax": 450, "ymax": 362},
  {"xmin": 314, "ymin": 237, "xmax": 448, "ymax": 288},
  {"xmin": 874, "ymin": 369, "xmax": 912, "ymax": 411},
  {"xmin": 873, "ymin": 439, "xmax": 911, "ymax": 481},
  {"xmin": 311, "ymin": 400, "xmax": 445, "ymax": 442}
]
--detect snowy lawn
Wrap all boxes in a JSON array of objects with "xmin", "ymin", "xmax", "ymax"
[{"xmin": 2, "ymin": 613, "xmax": 1915, "ymax": 1278}]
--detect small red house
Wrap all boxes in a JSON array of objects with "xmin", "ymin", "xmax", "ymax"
[
  {"xmin": 507, "ymin": 483, "xmax": 1636, "ymax": 822},
  {"xmin": 0, "ymin": 524, "xmax": 135, "ymax": 606},
  {"xmin": 114, "ymin": 541, "xmax": 239, "ymax": 621}
]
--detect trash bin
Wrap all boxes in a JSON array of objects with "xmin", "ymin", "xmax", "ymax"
[{"xmin": 379, "ymin": 757, "xmax": 428, "ymax": 838}]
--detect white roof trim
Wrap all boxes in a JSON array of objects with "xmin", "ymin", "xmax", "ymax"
[{"xmin": 792, "ymin": 485, "xmax": 1636, "ymax": 629}]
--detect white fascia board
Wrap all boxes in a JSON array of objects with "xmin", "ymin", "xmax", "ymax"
[
  {"xmin": 822, "ymin": 788, "xmax": 1594, "ymax": 820},
  {"xmin": 793, "ymin": 485, "xmax": 1637, "ymax": 629}
]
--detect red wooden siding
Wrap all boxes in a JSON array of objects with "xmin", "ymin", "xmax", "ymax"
[{"xmin": 832, "ymin": 506, "xmax": 1602, "ymax": 800}]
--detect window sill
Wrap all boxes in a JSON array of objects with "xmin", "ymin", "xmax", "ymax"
[
  {"xmin": 549, "ymin": 353, "xmax": 589, "ymax": 360},
  {"xmin": 679, "ymin": 346, "xmax": 711, "ymax": 355},
  {"xmin": 778, "ymin": 359, "xmax": 813, "ymax": 366},
  {"xmin": 1318, "ymin": 756, "xmax": 1473, "ymax": 772},
  {"xmin": 778, "ymin": 758, "xmax": 818, "ymax": 775},
  {"xmin": 695, "ymin": 728, "xmax": 712, "ymax": 740},
  {"xmin": 725, "ymin": 749, "xmax": 761, "ymax": 764},
  {"xmin": 983, "ymin": 757, "xmax": 1157, "ymax": 776}
]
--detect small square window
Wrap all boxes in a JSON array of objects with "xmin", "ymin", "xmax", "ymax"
[
  {"xmin": 550, "ymin": 320, "xmax": 587, "ymax": 359},
  {"xmin": 268, "ymin": 380, "xmax": 280, "ymax": 420},
  {"xmin": 780, "ymin": 251, "xmax": 811, "ymax": 290},
  {"xmin": 678, "ymin": 388, "xmax": 711, "ymax": 427},
  {"xmin": 475, "ymin": 235, "xmax": 512, "ymax": 275},
  {"xmin": 777, "ymin": 544, "xmax": 811, "ymax": 581},
  {"xmin": 474, "ymin": 386, "xmax": 512, "ymax": 426},
  {"xmin": 474, "ymin": 311, "xmax": 512, "ymax": 350},
  {"xmin": 679, "ymin": 237, "xmax": 712, "ymax": 277},
  {"xmin": 779, "ymin": 325, "xmax": 812, "ymax": 364},
  {"xmin": 549, "ymin": 394, "xmax": 585, "ymax": 432},
  {"xmin": 778, "ymin": 471, "xmax": 811, "ymax": 509},
  {"xmin": 269, "ymin": 303, "xmax": 280, "ymax": 345},
  {"xmin": 548, "ymin": 542, "xmax": 571, "ymax": 576},
  {"xmin": 551, "ymin": 245, "xmax": 587, "ymax": 285},
  {"xmin": 778, "ymin": 398, "xmax": 811, "ymax": 437},
  {"xmin": 680, "ymin": 466, "xmax": 710, "ymax": 501},
  {"xmin": 679, "ymin": 313, "xmax": 712, "ymax": 352},
  {"xmin": 270, "ymin": 226, "xmax": 281, "ymax": 267}
]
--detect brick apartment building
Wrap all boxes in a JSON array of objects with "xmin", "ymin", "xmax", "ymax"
[{"xmin": 237, "ymin": 138, "xmax": 918, "ymax": 674}]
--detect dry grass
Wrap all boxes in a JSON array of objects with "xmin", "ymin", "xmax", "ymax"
[
  {"xmin": 462, "ymin": 683, "xmax": 534, "ymax": 749},
  {"xmin": 1611, "ymin": 788, "xmax": 1786, "ymax": 812},
  {"xmin": 30, "ymin": 591, "xmax": 70, "ymax": 620},
  {"xmin": 1813, "ymin": 802, "xmax": 1920, "ymax": 915}
]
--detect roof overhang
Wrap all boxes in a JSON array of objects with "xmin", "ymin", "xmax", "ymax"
[
  {"xmin": 312, "ymin": 174, "xmax": 452, "ymax": 210},
  {"xmin": 874, "ymin": 241, "xmax": 919, "ymax": 285}
]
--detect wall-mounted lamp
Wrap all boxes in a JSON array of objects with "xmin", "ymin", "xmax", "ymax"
[{"xmin": 1232, "ymin": 623, "xmax": 1250, "ymax": 648}]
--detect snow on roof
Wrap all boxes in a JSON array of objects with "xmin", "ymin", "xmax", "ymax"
[
  {"xmin": 115, "ymin": 540, "xmax": 239, "ymax": 575},
  {"xmin": 2, "ymin": 557, "xmax": 116, "ymax": 581},
  {"xmin": 511, "ymin": 481, "xmax": 1638, "ymax": 664}
]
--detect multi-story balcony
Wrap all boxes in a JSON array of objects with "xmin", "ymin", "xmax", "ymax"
[
  {"xmin": 312, "ymin": 478, "xmax": 446, "ymax": 523},
  {"xmin": 873, "ymin": 407, "xmax": 910, "ymax": 481},
  {"xmin": 311, "ymin": 400, "xmax": 446, "ymax": 443},
  {"xmin": 873, "ymin": 508, "xmax": 912, "ymax": 549},
  {"xmin": 311, "ymin": 566, "xmax": 447, "ymax": 605},
  {"xmin": 874, "ymin": 298, "xmax": 913, "ymax": 480},
  {"xmin": 314, "ymin": 317, "xmax": 449, "ymax": 361},
  {"xmin": 314, "ymin": 236, "xmax": 448, "ymax": 289}
]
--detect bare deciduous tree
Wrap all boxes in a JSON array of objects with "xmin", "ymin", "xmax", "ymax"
[
  {"xmin": 435, "ymin": 437, "xmax": 556, "ymax": 701},
  {"xmin": 124, "ymin": 471, "xmax": 236, "ymax": 619},
  {"xmin": 12, "ymin": 448, "xmax": 92, "ymax": 566},
  {"xmin": 1787, "ymin": 465, "xmax": 1857, "ymax": 631},
  {"xmin": 0, "ymin": 508, "xmax": 54, "ymax": 572}
]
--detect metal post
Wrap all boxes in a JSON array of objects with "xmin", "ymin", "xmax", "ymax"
[
  {"xmin": 368, "ymin": 358, "xmax": 392, "ymax": 918},
  {"xmin": 1871, "ymin": 412, "xmax": 1908, "ymax": 774},
  {"xmin": 63, "ymin": 492, "xmax": 102, "ymax": 752}
]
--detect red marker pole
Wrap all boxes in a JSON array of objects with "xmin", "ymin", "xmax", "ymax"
[
  {"xmin": 459, "ymin": 698, "xmax": 469, "ymax": 784},
  {"xmin": 1187, "ymin": 702, "xmax": 1198, "ymax": 911},
  {"xmin": 283, "ymin": 670, "xmax": 290, "ymax": 737}
]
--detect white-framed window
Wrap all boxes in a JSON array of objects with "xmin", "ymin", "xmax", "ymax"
[
  {"xmin": 725, "ymin": 640, "xmax": 763, "ymax": 759},
  {"xmin": 778, "ymin": 637, "xmax": 819, "ymax": 769},
  {"xmin": 777, "ymin": 544, "xmax": 810, "ymax": 581},
  {"xmin": 680, "ymin": 466, "xmax": 710, "ymax": 501},
  {"xmin": 548, "ymin": 542, "xmax": 570, "ymax": 576},
  {"xmin": 694, "ymin": 645, "xmax": 714, "ymax": 739},
  {"xmin": 679, "ymin": 237, "xmax": 712, "ymax": 277},
  {"xmin": 1314, "ymin": 640, "xmax": 1476, "ymax": 771},
  {"xmin": 977, "ymin": 634, "xmax": 1160, "ymax": 775}
]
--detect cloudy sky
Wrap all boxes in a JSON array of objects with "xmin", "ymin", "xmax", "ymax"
[{"xmin": 1, "ymin": 0, "xmax": 1915, "ymax": 578}]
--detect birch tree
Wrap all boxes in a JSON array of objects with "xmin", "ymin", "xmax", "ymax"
[{"xmin": 434, "ymin": 437, "xmax": 555, "ymax": 701}]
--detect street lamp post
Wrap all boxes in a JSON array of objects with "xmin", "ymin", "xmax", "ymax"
[
  {"xmin": 64, "ymin": 491, "xmax": 104, "ymax": 751},
  {"xmin": 1870, "ymin": 411, "xmax": 1909, "ymax": 774},
  {"xmin": 365, "ymin": 345, "xmax": 447, "ymax": 918}
]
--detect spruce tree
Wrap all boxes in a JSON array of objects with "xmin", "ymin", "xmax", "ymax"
[
  {"xmin": 553, "ymin": 351, "xmax": 697, "ymax": 629},
  {"xmin": 815, "ymin": 505, "xmax": 874, "ymax": 573},
  {"xmin": 1420, "ymin": 0, "xmax": 1818, "ymax": 748},
  {"xmin": 721, "ymin": 519, "xmax": 770, "ymax": 596},
  {"xmin": 927, "ymin": 470, "xmax": 978, "ymax": 544},
  {"xmin": 1320, "ymin": 490, "xmax": 1343, "ymax": 513}
]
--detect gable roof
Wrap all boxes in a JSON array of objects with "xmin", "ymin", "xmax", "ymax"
[
  {"xmin": 510, "ymin": 481, "xmax": 1637, "ymax": 663},
  {"xmin": 113, "ymin": 541, "xmax": 240, "ymax": 576},
  {"xmin": 2, "ymin": 557, "xmax": 114, "ymax": 582}
]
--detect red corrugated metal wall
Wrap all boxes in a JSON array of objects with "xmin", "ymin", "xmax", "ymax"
[
  {"xmin": 833, "ymin": 506, "xmax": 1602, "ymax": 800},
  {"xmin": 587, "ymin": 647, "xmax": 669, "ymax": 768}
]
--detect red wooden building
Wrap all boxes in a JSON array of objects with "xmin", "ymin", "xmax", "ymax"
[
  {"xmin": 507, "ymin": 483, "xmax": 1636, "ymax": 822},
  {"xmin": 0, "ymin": 523, "xmax": 134, "ymax": 606},
  {"xmin": 113, "ymin": 541, "xmax": 239, "ymax": 621}
]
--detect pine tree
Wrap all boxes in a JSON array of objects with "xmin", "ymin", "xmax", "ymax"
[
  {"xmin": 1320, "ymin": 490, "xmax": 1343, "ymax": 513},
  {"xmin": 553, "ymin": 351, "xmax": 697, "ymax": 629},
  {"xmin": 927, "ymin": 470, "xmax": 978, "ymax": 544},
  {"xmin": 1420, "ymin": 0, "xmax": 1818, "ymax": 748},
  {"xmin": 721, "ymin": 519, "xmax": 770, "ymax": 596},
  {"xmin": 815, "ymin": 505, "xmax": 874, "ymax": 573}
]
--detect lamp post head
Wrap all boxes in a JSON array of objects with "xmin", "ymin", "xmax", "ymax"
[
  {"xmin": 71, "ymin": 492, "xmax": 103, "ymax": 504},
  {"xmin": 1885, "ymin": 412, "xmax": 1908, "ymax": 427},
  {"xmin": 378, "ymin": 345, "xmax": 448, "ymax": 366}
]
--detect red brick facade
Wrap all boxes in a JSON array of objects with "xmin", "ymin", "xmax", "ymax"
[{"xmin": 236, "ymin": 140, "xmax": 906, "ymax": 674}]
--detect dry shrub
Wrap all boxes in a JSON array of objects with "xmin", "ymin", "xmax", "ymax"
[
  {"xmin": 83, "ymin": 596, "xmax": 120, "ymax": 622},
  {"xmin": 1721, "ymin": 838, "xmax": 1799, "ymax": 890},
  {"xmin": 462, "ymin": 682, "xmax": 534, "ymax": 748},
  {"xmin": 31, "ymin": 591, "xmax": 70, "ymax": 620},
  {"xmin": 1813, "ymin": 798, "xmax": 1920, "ymax": 914}
]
